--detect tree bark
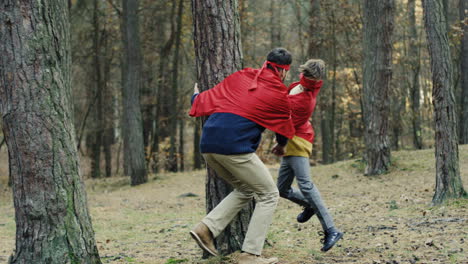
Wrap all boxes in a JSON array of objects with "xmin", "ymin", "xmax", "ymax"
[
  {"xmin": 459, "ymin": 0, "xmax": 468, "ymax": 144},
  {"xmin": 270, "ymin": 0, "xmax": 282, "ymax": 48},
  {"xmin": 121, "ymin": 0, "xmax": 147, "ymax": 185},
  {"xmin": 91, "ymin": 0, "xmax": 104, "ymax": 178},
  {"xmin": 193, "ymin": 120, "xmax": 202, "ymax": 170},
  {"xmin": 179, "ymin": 118, "xmax": 185, "ymax": 172},
  {"xmin": 150, "ymin": 0, "xmax": 176, "ymax": 173},
  {"xmin": 191, "ymin": 0, "xmax": 253, "ymax": 255},
  {"xmin": 168, "ymin": 0, "xmax": 184, "ymax": 172},
  {"xmin": 408, "ymin": 0, "xmax": 423, "ymax": 149},
  {"xmin": 362, "ymin": 0, "xmax": 394, "ymax": 175},
  {"xmin": 422, "ymin": 0, "xmax": 467, "ymax": 204},
  {"xmin": 0, "ymin": 0, "xmax": 101, "ymax": 263}
]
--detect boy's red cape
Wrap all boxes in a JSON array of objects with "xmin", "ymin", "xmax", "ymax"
[
  {"xmin": 189, "ymin": 66, "xmax": 295, "ymax": 139},
  {"xmin": 288, "ymin": 75, "xmax": 323, "ymax": 143}
]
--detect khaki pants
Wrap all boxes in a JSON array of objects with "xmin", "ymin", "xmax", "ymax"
[{"xmin": 201, "ymin": 153, "xmax": 279, "ymax": 255}]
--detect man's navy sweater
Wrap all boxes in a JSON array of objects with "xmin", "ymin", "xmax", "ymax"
[{"xmin": 192, "ymin": 94, "xmax": 287, "ymax": 155}]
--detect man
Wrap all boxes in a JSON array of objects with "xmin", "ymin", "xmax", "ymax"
[
  {"xmin": 189, "ymin": 48, "xmax": 294, "ymax": 264},
  {"xmin": 272, "ymin": 59, "xmax": 343, "ymax": 252}
]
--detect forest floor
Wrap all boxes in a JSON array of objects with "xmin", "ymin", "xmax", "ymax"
[{"xmin": 0, "ymin": 146, "xmax": 467, "ymax": 264}]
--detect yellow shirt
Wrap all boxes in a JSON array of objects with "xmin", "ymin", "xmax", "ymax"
[{"xmin": 284, "ymin": 136, "xmax": 312, "ymax": 158}]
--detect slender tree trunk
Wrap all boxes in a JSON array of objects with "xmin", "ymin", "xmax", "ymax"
[
  {"xmin": 102, "ymin": 30, "xmax": 114, "ymax": 178},
  {"xmin": 121, "ymin": 0, "xmax": 147, "ymax": 185},
  {"xmin": 192, "ymin": 0, "xmax": 253, "ymax": 255},
  {"xmin": 270, "ymin": 0, "xmax": 282, "ymax": 48},
  {"xmin": 460, "ymin": 0, "xmax": 468, "ymax": 144},
  {"xmin": 193, "ymin": 120, "xmax": 202, "ymax": 170},
  {"xmin": 168, "ymin": 0, "xmax": 184, "ymax": 172},
  {"xmin": 179, "ymin": 117, "xmax": 185, "ymax": 172},
  {"xmin": 150, "ymin": 0, "xmax": 176, "ymax": 173},
  {"xmin": 0, "ymin": 0, "xmax": 101, "ymax": 262},
  {"xmin": 408, "ymin": 0, "xmax": 424, "ymax": 149},
  {"xmin": 91, "ymin": 0, "xmax": 103, "ymax": 178},
  {"xmin": 362, "ymin": 0, "xmax": 394, "ymax": 175},
  {"xmin": 422, "ymin": 0, "xmax": 467, "ymax": 204},
  {"xmin": 309, "ymin": 0, "xmax": 321, "ymax": 162}
]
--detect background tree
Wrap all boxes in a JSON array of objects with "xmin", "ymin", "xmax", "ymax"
[
  {"xmin": 121, "ymin": 0, "xmax": 147, "ymax": 185},
  {"xmin": 191, "ymin": 0, "xmax": 254, "ymax": 255},
  {"xmin": 0, "ymin": 0, "xmax": 101, "ymax": 262},
  {"xmin": 168, "ymin": 0, "xmax": 185, "ymax": 172},
  {"xmin": 408, "ymin": 0, "xmax": 424, "ymax": 149},
  {"xmin": 460, "ymin": 0, "xmax": 468, "ymax": 144},
  {"xmin": 362, "ymin": 0, "xmax": 395, "ymax": 175},
  {"xmin": 422, "ymin": 0, "xmax": 467, "ymax": 204}
]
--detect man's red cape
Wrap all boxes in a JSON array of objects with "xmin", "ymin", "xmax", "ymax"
[
  {"xmin": 288, "ymin": 77, "xmax": 322, "ymax": 143},
  {"xmin": 189, "ymin": 68, "xmax": 295, "ymax": 139}
]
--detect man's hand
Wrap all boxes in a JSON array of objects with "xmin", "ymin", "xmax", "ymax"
[
  {"xmin": 194, "ymin": 83, "xmax": 200, "ymax": 94},
  {"xmin": 271, "ymin": 143, "xmax": 285, "ymax": 156}
]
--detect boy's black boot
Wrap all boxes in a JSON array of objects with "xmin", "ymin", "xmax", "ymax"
[{"xmin": 296, "ymin": 207, "xmax": 315, "ymax": 223}]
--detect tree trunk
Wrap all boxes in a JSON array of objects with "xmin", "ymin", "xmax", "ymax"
[
  {"xmin": 168, "ymin": 0, "xmax": 184, "ymax": 172},
  {"xmin": 459, "ymin": 0, "xmax": 468, "ymax": 144},
  {"xmin": 362, "ymin": 0, "xmax": 394, "ymax": 175},
  {"xmin": 270, "ymin": 0, "xmax": 282, "ymax": 48},
  {"xmin": 309, "ymin": 0, "xmax": 321, "ymax": 162},
  {"xmin": 179, "ymin": 117, "xmax": 185, "ymax": 172},
  {"xmin": 422, "ymin": 0, "xmax": 467, "ymax": 204},
  {"xmin": 102, "ymin": 29, "xmax": 115, "ymax": 178},
  {"xmin": 193, "ymin": 120, "xmax": 202, "ymax": 170},
  {"xmin": 408, "ymin": 0, "xmax": 423, "ymax": 149},
  {"xmin": 150, "ymin": 0, "xmax": 176, "ymax": 173},
  {"xmin": 0, "ymin": 0, "xmax": 101, "ymax": 263},
  {"xmin": 192, "ymin": 0, "xmax": 253, "ymax": 255},
  {"xmin": 121, "ymin": 0, "xmax": 147, "ymax": 185},
  {"xmin": 91, "ymin": 0, "xmax": 103, "ymax": 179}
]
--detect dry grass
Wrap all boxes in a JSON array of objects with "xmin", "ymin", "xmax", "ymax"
[{"xmin": 0, "ymin": 146, "xmax": 467, "ymax": 264}]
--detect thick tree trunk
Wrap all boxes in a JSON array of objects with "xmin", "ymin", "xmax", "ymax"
[
  {"xmin": 408, "ymin": 0, "xmax": 424, "ymax": 149},
  {"xmin": 121, "ymin": 0, "xmax": 147, "ymax": 185},
  {"xmin": 460, "ymin": 0, "xmax": 468, "ymax": 144},
  {"xmin": 0, "ymin": 0, "xmax": 101, "ymax": 263},
  {"xmin": 192, "ymin": 0, "xmax": 253, "ymax": 255},
  {"xmin": 362, "ymin": 0, "xmax": 394, "ymax": 175},
  {"xmin": 422, "ymin": 0, "xmax": 467, "ymax": 204}
]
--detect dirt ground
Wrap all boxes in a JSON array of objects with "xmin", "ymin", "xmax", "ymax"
[{"xmin": 0, "ymin": 146, "xmax": 467, "ymax": 264}]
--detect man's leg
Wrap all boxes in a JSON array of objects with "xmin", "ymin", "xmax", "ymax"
[
  {"xmin": 213, "ymin": 153, "xmax": 279, "ymax": 256},
  {"xmin": 277, "ymin": 156, "xmax": 310, "ymax": 207},
  {"xmin": 201, "ymin": 154, "xmax": 255, "ymax": 237}
]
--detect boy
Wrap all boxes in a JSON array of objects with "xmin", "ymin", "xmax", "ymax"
[{"xmin": 272, "ymin": 59, "xmax": 343, "ymax": 252}]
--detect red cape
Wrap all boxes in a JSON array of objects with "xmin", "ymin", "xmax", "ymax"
[
  {"xmin": 288, "ymin": 78, "xmax": 322, "ymax": 143},
  {"xmin": 189, "ymin": 68, "xmax": 295, "ymax": 138}
]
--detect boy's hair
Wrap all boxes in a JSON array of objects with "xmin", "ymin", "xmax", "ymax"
[
  {"xmin": 299, "ymin": 59, "xmax": 326, "ymax": 80},
  {"xmin": 266, "ymin": 48, "xmax": 292, "ymax": 71}
]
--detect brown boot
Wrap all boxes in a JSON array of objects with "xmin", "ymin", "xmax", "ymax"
[
  {"xmin": 189, "ymin": 222, "xmax": 218, "ymax": 256},
  {"xmin": 237, "ymin": 252, "xmax": 278, "ymax": 264}
]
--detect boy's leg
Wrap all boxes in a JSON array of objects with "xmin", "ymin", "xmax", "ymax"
[
  {"xmin": 277, "ymin": 156, "xmax": 310, "ymax": 207},
  {"xmin": 213, "ymin": 153, "xmax": 279, "ymax": 256},
  {"xmin": 288, "ymin": 156, "xmax": 335, "ymax": 231}
]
